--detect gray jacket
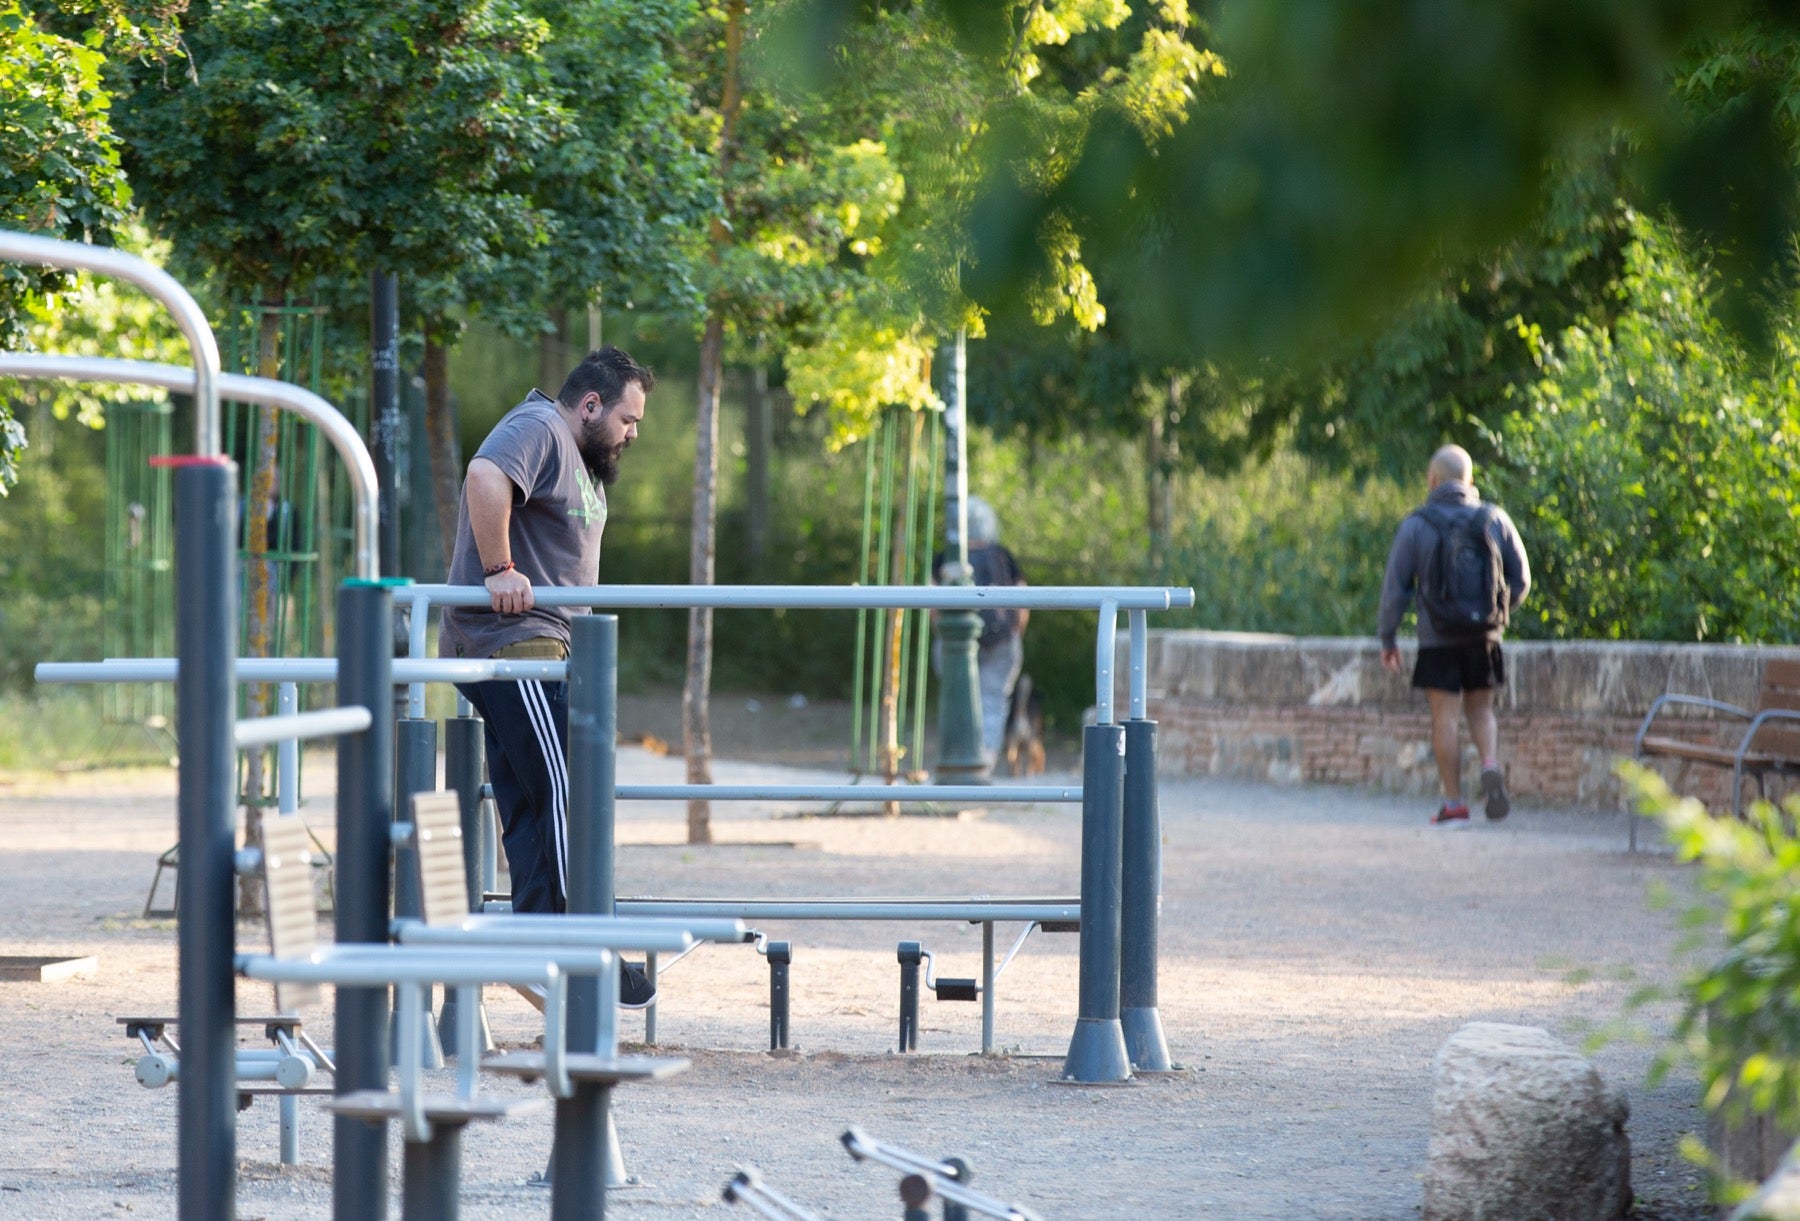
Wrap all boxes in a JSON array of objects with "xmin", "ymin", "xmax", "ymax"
[{"xmin": 1377, "ymin": 482, "xmax": 1530, "ymax": 650}]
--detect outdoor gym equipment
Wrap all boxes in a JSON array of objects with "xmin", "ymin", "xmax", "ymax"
[
  {"xmin": 119, "ymin": 1014, "xmax": 332, "ymax": 1166},
  {"xmin": 843, "ymin": 1126, "xmax": 1044, "ymax": 1221},
  {"xmin": 721, "ymin": 1128, "xmax": 1044, "ymax": 1221},
  {"xmin": 394, "ymin": 579, "xmax": 1186, "ymax": 1080},
  {"xmin": 2, "ymin": 233, "xmax": 718, "ymax": 1221}
]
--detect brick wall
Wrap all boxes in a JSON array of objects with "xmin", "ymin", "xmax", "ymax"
[{"xmin": 1129, "ymin": 631, "xmax": 1800, "ymax": 809}]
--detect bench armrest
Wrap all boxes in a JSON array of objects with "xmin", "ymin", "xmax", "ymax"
[
  {"xmin": 1635, "ymin": 694, "xmax": 1753, "ymax": 755},
  {"xmin": 1739, "ymin": 709, "xmax": 1800, "ymax": 762}
]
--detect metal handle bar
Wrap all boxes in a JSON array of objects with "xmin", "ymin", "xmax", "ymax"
[
  {"xmin": 723, "ymin": 1167, "xmax": 824, "ymax": 1220},
  {"xmin": 842, "ymin": 1128, "xmax": 1044, "ymax": 1221},
  {"xmin": 402, "ymin": 583, "xmax": 1191, "ymax": 612},
  {"xmin": 0, "ymin": 232, "xmax": 220, "ymax": 456},
  {"xmin": 35, "ymin": 658, "xmax": 567, "ymax": 684},
  {"xmin": 233, "ymin": 706, "xmax": 371, "ymax": 748},
  {"xmin": 0, "ymin": 354, "xmax": 378, "ymax": 580}
]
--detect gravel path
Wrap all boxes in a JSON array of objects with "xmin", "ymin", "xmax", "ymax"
[{"xmin": 0, "ymin": 732, "xmax": 1710, "ymax": 1218}]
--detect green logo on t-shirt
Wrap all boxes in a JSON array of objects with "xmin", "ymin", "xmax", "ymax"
[{"xmin": 569, "ymin": 477, "xmax": 607, "ymax": 528}]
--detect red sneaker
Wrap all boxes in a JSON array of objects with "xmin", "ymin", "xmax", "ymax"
[{"xmin": 1431, "ymin": 803, "xmax": 1471, "ymax": 827}]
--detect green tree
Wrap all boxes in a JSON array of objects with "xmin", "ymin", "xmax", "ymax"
[
  {"xmin": 0, "ymin": 0, "xmax": 183, "ymax": 489},
  {"xmin": 415, "ymin": 0, "xmax": 713, "ymax": 564},
  {"xmin": 114, "ymin": 0, "xmax": 562, "ymax": 903},
  {"xmin": 1489, "ymin": 212, "xmax": 1800, "ymax": 643}
]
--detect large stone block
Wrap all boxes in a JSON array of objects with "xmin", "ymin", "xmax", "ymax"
[{"xmin": 1424, "ymin": 1022, "xmax": 1630, "ymax": 1221}]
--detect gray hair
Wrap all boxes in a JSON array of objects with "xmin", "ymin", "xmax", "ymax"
[{"xmin": 965, "ymin": 496, "xmax": 1000, "ymax": 544}]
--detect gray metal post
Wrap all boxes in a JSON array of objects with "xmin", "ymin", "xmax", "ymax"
[
  {"xmin": 394, "ymin": 718, "xmax": 445, "ymax": 1069},
  {"xmin": 336, "ymin": 579, "xmax": 396, "ymax": 1220},
  {"xmin": 980, "ymin": 923, "xmax": 995, "ymax": 1055},
  {"xmin": 934, "ymin": 328, "xmax": 987, "ymax": 783},
  {"xmin": 1121, "ymin": 719, "xmax": 1172, "ymax": 1072},
  {"xmin": 552, "ymin": 613, "xmax": 619, "ymax": 1219},
  {"xmin": 769, "ymin": 943, "xmax": 792, "ymax": 1051},
  {"xmin": 644, "ymin": 952, "xmax": 658, "ymax": 1044},
  {"xmin": 1062, "ymin": 723, "xmax": 1132, "ymax": 1083},
  {"xmin": 174, "ymin": 459, "xmax": 239, "ymax": 1221},
  {"xmin": 401, "ymin": 1131, "xmax": 461, "ymax": 1221},
  {"xmin": 440, "ymin": 716, "xmax": 493, "ymax": 1054},
  {"xmin": 897, "ymin": 942, "xmax": 922, "ymax": 1052},
  {"xmin": 279, "ymin": 1094, "xmax": 299, "ymax": 1166}
]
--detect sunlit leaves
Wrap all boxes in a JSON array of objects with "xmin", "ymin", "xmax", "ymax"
[
  {"xmin": 1488, "ymin": 213, "xmax": 1800, "ymax": 643},
  {"xmin": 1631, "ymin": 764, "xmax": 1800, "ymax": 1147},
  {"xmin": 785, "ymin": 307, "xmax": 939, "ymax": 449}
]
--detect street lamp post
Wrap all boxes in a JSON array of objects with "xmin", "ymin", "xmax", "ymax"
[{"xmin": 933, "ymin": 328, "xmax": 988, "ymax": 782}]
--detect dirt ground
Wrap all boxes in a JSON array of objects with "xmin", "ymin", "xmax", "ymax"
[{"xmin": 0, "ymin": 691, "xmax": 1713, "ymax": 1219}]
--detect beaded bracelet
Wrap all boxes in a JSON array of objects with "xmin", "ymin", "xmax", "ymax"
[{"xmin": 483, "ymin": 560, "xmax": 515, "ymax": 578}]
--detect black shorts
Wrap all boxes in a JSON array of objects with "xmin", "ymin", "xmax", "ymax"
[{"xmin": 1412, "ymin": 641, "xmax": 1505, "ymax": 693}]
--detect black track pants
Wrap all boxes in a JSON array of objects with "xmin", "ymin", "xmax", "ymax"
[{"xmin": 455, "ymin": 677, "xmax": 569, "ymax": 914}]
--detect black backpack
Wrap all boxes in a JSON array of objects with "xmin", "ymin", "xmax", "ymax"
[{"xmin": 1414, "ymin": 502, "xmax": 1509, "ymax": 636}]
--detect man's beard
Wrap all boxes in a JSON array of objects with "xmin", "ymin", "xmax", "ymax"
[{"xmin": 580, "ymin": 422, "xmax": 623, "ymax": 485}]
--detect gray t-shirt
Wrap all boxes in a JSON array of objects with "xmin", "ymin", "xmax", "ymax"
[{"xmin": 439, "ymin": 390, "xmax": 608, "ymax": 659}]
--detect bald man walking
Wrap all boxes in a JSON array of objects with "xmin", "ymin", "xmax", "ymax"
[{"xmin": 1378, "ymin": 445, "xmax": 1531, "ymax": 826}]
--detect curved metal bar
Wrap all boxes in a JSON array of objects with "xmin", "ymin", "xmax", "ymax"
[
  {"xmin": 404, "ymin": 582, "xmax": 1191, "ymax": 611},
  {"xmin": 1095, "ymin": 598, "xmax": 1120, "ymax": 725},
  {"xmin": 0, "ymin": 354, "xmax": 378, "ymax": 579},
  {"xmin": 0, "ymin": 232, "xmax": 221, "ymax": 456}
]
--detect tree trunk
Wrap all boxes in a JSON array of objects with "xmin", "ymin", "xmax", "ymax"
[
  {"xmin": 539, "ymin": 306, "xmax": 568, "ymax": 394},
  {"xmin": 422, "ymin": 323, "xmax": 461, "ymax": 569},
  {"xmin": 683, "ymin": 0, "xmax": 747, "ymax": 846},
  {"xmin": 238, "ymin": 306, "xmax": 284, "ymax": 917},
  {"xmin": 684, "ymin": 314, "xmax": 724, "ymax": 844},
  {"xmin": 1147, "ymin": 377, "xmax": 1177, "ymax": 568},
  {"xmin": 746, "ymin": 365, "xmax": 770, "ymax": 571}
]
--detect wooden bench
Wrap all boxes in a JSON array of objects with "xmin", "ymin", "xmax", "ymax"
[{"xmin": 1633, "ymin": 658, "xmax": 1800, "ymax": 847}]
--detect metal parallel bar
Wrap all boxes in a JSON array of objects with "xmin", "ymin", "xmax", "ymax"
[
  {"xmin": 233, "ymin": 706, "xmax": 372, "ymax": 748},
  {"xmin": 408, "ymin": 913, "xmax": 735, "ymax": 947},
  {"xmin": 0, "ymin": 355, "xmax": 378, "ymax": 579},
  {"xmin": 614, "ymin": 900, "xmax": 1078, "ymax": 923},
  {"xmin": 615, "ymin": 785, "xmax": 1079, "ymax": 804},
  {"xmin": 36, "ymin": 658, "xmax": 567, "ymax": 684},
  {"xmin": 239, "ymin": 949, "xmax": 605, "ymax": 987},
  {"xmin": 403, "ymin": 583, "xmax": 1192, "ymax": 611},
  {"xmin": 398, "ymin": 923, "xmax": 691, "ymax": 954}
]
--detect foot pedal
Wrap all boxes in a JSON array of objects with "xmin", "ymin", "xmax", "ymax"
[{"xmin": 933, "ymin": 978, "xmax": 979, "ymax": 1002}]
